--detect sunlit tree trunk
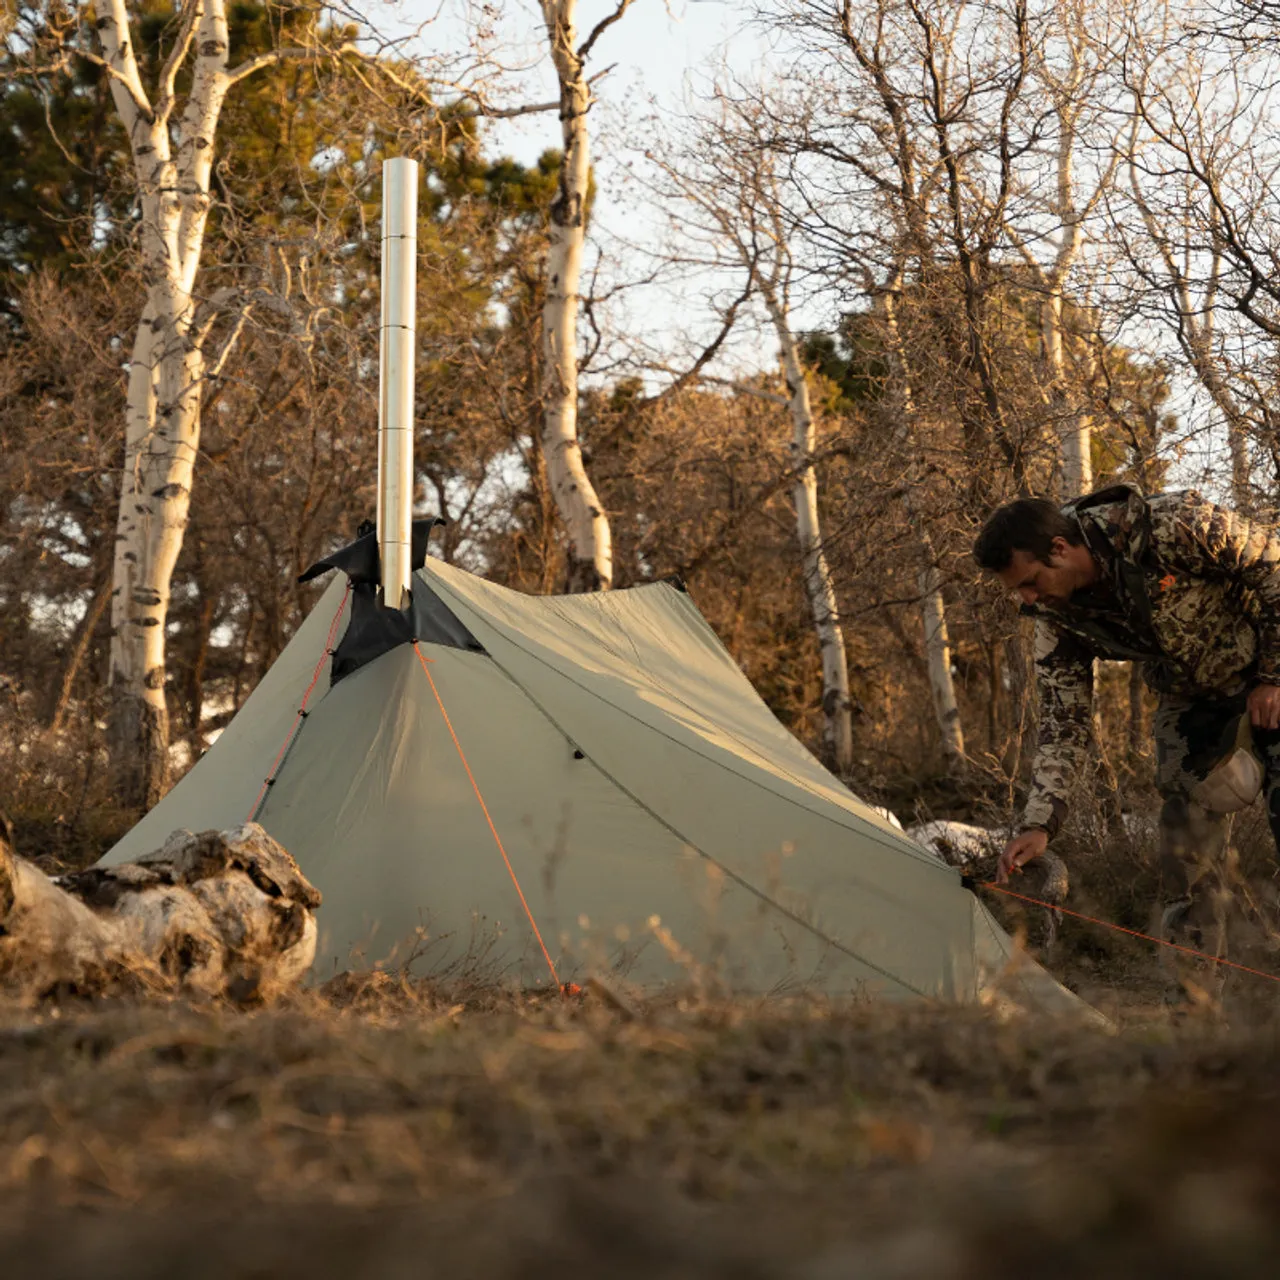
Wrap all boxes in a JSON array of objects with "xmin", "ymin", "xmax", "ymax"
[
  {"xmin": 1038, "ymin": 11, "xmax": 1095, "ymax": 498},
  {"xmin": 761, "ymin": 288, "xmax": 855, "ymax": 775},
  {"xmin": 538, "ymin": 0, "xmax": 618, "ymax": 592},
  {"xmin": 99, "ymin": 2, "xmax": 221, "ymax": 807},
  {"xmin": 1042, "ymin": 110, "xmax": 1092, "ymax": 496},
  {"xmin": 1045, "ymin": 293, "xmax": 1092, "ymax": 495},
  {"xmin": 881, "ymin": 286, "xmax": 965, "ymax": 762},
  {"xmin": 95, "ymin": 1, "xmax": 329, "ymax": 805}
]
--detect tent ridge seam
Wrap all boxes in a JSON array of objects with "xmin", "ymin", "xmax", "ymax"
[{"xmin": 422, "ymin": 570, "xmax": 949, "ymax": 876}]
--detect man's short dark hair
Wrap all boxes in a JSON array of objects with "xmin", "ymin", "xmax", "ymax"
[{"xmin": 973, "ymin": 498, "xmax": 1082, "ymax": 572}]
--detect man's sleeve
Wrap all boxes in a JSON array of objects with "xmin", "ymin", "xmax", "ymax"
[
  {"xmin": 1160, "ymin": 494, "xmax": 1280, "ymax": 682},
  {"xmin": 1022, "ymin": 619, "xmax": 1094, "ymax": 840}
]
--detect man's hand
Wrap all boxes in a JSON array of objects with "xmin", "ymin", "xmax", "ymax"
[
  {"xmin": 1248, "ymin": 683, "xmax": 1280, "ymax": 731},
  {"xmin": 997, "ymin": 828, "xmax": 1049, "ymax": 884}
]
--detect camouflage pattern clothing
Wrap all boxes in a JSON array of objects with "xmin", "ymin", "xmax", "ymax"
[
  {"xmin": 1021, "ymin": 485, "xmax": 1280, "ymax": 839},
  {"xmin": 1019, "ymin": 486, "xmax": 1280, "ymax": 999},
  {"xmin": 1153, "ymin": 694, "xmax": 1280, "ymax": 994}
]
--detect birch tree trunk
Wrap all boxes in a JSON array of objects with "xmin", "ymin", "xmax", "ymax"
[
  {"xmin": 1040, "ymin": 42, "xmax": 1092, "ymax": 497},
  {"xmin": 880, "ymin": 286, "xmax": 966, "ymax": 762},
  {"xmin": 1045, "ymin": 292, "xmax": 1092, "ymax": 495},
  {"xmin": 652, "ymin": 103, "xmax": 857, "ymax": 775},
  {"xmin": 918, "ymin": 558, "xmax": 964, "ymax": 756},
  {"xmin": 1194, "ymin": 353, "xmax": 1252, "ymax": 509},
  {"xmin": 1003, "ymin": 0, "xmax": 1118, "ymax": 499},
  {"xmin": 539, "ymin": 0, "xmax": 616, "ymax": 592},
  {"xmin": 760, "ymin": 289, "xmax": 855, "ymax": 776},
  {"xmin": 95, "ymin": 1, "xmax": 308, "ymax": 806}
]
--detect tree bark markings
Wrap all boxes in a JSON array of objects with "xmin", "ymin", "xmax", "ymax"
[
  {"xmin": 762, "ymin": 286, "xmax": 857, "ymax": 776},
  {"xmin": 538, "ymin": 0, "xmax": 619, "ymax": 593},
  {"xmin": 94, "ymin": 2, "xmax": 337, "ymax": 806}
]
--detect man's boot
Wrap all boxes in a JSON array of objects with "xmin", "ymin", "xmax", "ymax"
[{"xmin": 1158, "ymin": 890, "xmax": 1229, "ymax": 1019}]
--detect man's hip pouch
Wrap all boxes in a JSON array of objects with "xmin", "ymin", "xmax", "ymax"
[{"xmin": 1188, "ymin": 712, "xmax": 1264, "ymax": 813}]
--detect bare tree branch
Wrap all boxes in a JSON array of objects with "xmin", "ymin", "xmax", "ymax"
[
  {"xmin": 578, "ymin": 0, "xmax": 636, "ymax": 63},
  {"xmin": 156, "ymin": 0, "xmax": 202, "ymax": 123}
]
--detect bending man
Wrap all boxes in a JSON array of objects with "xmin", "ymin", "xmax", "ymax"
[{"xmin": 973, "ymin": 485, "xmax": 1280, "ymax": 989}]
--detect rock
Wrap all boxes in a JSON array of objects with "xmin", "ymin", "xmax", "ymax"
[
  {"xmin": 0, "ymin": 823, "xmax": 320, "ymax": 1002},
  {"xmin": 906, "ymin": 820, "xmax": 1069, "ymax": 950},
  {"xmin": 868, "ymin": 805, "xmax": 905, "ymax": 831},
  {"xmin": 0, "ymin": 833, "xmax": 125, "ymax": 989},
  {"xmin": 905, "ymin": 820, "xmax": 1003, "ymax": 867}
]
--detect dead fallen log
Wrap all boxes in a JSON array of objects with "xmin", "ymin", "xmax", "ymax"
[{"xmin": 0, "ymin": 823, "xmax": 320, "ymax": 1001}]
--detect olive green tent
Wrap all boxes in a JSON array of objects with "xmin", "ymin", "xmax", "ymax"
[{"xmin": 103, "ymin": 555, "xmax": 1080, "ymax": 1010}]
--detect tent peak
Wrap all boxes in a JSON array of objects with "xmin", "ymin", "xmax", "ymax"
[{"xmin": 297, "ymin": 516, "xmax": 446, "ymax": 588}]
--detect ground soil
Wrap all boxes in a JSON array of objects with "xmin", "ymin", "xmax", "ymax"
[{"xmin": 2, "ymin": 967, "xmax": 1280, "ymax": 1279}]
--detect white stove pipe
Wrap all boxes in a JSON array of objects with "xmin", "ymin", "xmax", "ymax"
[{"xmin": 377, "ymin": 157, "xmax": 419, "ymax": 609}]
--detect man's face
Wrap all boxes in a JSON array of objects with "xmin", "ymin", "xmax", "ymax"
[{"xmin": 996, "ymin": 542, "xmax": 1078, "ymax": 608}]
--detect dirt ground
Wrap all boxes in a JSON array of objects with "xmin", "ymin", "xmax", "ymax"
[{"xmin": 2, "ymin": 963, "xmax": 1279, "ymax": 1279}]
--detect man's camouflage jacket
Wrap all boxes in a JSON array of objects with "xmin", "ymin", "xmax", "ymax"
[{"xmin": 1021, "ymin": 485, "xmax": 1280, "ymax": 838}]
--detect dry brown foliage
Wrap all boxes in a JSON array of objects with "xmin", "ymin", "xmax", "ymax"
[{"xmin": 0, "ymin": 983, "xmax": 1278, "ymax": 1276}]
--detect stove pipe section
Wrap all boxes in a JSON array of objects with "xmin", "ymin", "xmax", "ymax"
[{"xmin": 377, "ymin": 157, "xmax": 418, "ymax": 609}]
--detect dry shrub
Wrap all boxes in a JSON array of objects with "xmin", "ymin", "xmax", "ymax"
[
  {"xmin": 0, "ymin": 689, "xmax": 131, "ymax": 874},
  {"xmin": 0, "ymin": 988, "xmax": 1279, "ymax": 1275},
  {"xmin": 956, "ymin": 760, "xmax": 1280, "ymax": 1025}
]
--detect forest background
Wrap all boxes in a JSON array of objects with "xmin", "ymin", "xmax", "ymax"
[{"xmin": 2, "ymin": 0, "xmax": 1278, "ymax": 887}]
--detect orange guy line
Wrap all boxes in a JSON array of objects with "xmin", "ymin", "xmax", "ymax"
[
  {"xmin": 413, "ymin": 642, "xmax": 562, "ymax": 990},
  {"xmin": 248, "ymin": 581, "xmax": 352, "ymax": 822},
  {"xmin": 980, "ymin": 880, "xmax": 1280, "ymax": 986}
]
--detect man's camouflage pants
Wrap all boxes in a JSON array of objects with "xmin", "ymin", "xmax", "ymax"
[{"xmin": 1154, "ymin": 689, "xmax": 1280, "ymax": 1001}]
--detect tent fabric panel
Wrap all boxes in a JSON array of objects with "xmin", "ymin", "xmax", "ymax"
[
  {"xmin": 102, "ymin": 577, "xmax": 350, "ymax": 866},
  {"xmin": 970, "ymin": 898, "xmax": 1102, "ymax": 1020},
  {"xmin": 418, "ymin": 562, "xmax": 933, "ymax": 864},
  {"xmin": 95, "ymin": 559, "xmax": 1087, "ymax": 1013},
  {"xmin": 257, "ymin": 644, "xmax": 911, "ymax": 991},
  {"xmin": 423, "ymin": 642, "xmax": 976, "ymax": 999},
  {"xmin": 411, "ymin": 564, "xmax": 978, "ymax": 998}
]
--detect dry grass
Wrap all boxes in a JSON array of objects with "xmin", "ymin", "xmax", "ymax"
[
  {"xmin": 5, "ymin": 764, "xmax": 1280, "ymax": 1274},
  {"xmin": 1, "ymin": 975, "xmax": 1279, "ymax": 1277}
]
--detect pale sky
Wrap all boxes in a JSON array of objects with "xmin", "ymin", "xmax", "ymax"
[
  {"xmin": 360, "ymin": 1, "xmax": 1240, "ymax": 487},
  {"xmin": 385, "ymin": 0, "xmax": 787, "ymax": 381}
]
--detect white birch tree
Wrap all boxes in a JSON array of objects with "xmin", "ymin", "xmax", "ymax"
[
  {"xmin": 730, "ymin": 4, "xmax": 983, "ymax": 761},
  {"xmin": 644, "ymin": 108, "xmax": 857, "ymax": 773},
  {"xmin": 537, "ymin": 0, "xmax": 633, "ymax": 591},
  {"xmin": 94, "ymin": 0, "xmax": 269, "ymax": 807},
  {"xmin": 764, "ymin": 259, "xmax": 857, "ymax": 776},
  {"xmin": 42, "ymin": 2, "xmax": 475, "ymax": 806},
  {"xmin": 1011, "ymin": 0, "xmax": 1121, "ymax": 496}
]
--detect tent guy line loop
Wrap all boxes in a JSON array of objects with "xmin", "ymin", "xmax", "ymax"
[
  {"xmin": 411, "ymin": 641, "xmax": 563, "ymax": 993},
  {"xmin": 972, "ymin": 879, "xmax": 1280, "ymax": 986},
  {"xmin": 248, "ymin": 582, "xmax": 352, "ymax": 823}
]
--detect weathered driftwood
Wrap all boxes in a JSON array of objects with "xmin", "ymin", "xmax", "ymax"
[{"xmin": 0, "ymin": 823, "xmax": 320, "ymax": 1000}]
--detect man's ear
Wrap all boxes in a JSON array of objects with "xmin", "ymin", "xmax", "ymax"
[{"xmin": 1047, "ymin": 536, "xmax": 1068, "ymax": 563}]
